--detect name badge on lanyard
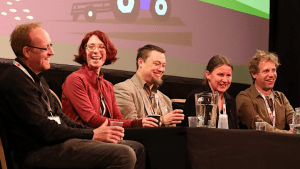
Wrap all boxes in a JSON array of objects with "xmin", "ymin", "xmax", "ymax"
[
  {"xmin": 14, "ymin": 61, "xmax": 61, "ymax": 125},
  {"xmin": 257, "ymin": 91, "xmax": 275, "ymax": 127},
  {"xmin": 40, "ymin": 82, "xmax": 60, "ymax": 124},
  {"xmin": 48, "ymin": 116, "xmax": 61, "ymax": 124},
  {"xmin": 218, "ymin": 99, "xmax": 228, "ymax": 129}
]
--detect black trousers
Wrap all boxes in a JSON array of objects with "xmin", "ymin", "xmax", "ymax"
[{"xmin": 22, "ymin": 139, "xmax": 145, "ymax": 169}]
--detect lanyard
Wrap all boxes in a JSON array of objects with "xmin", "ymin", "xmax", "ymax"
[
  {"xmin": 14, "ymin": 61, "xmax": 53, "ymax": 116},
  {"xmin": 98, "ymin": 91, "xmax": 106, "ymax": 116},
  {"xmin": 222, "ymin": 99, "xmax": 227, "ymax": 115},
  {"xmin": 218, "ymin": 97, "xmax": 226, "ymax": 115},
  {"xmin": 257, "ymin": 90, "xmax": 275, "ymax": 126},
  {"xmin": 13, "ymin": 61, "xmax": 34, "ymax": 82},
  {"xmin": 144, "ymin": 88, "xmax": 159, "ymax": 115},
  {"xmin": 147, "ymin": 93, "xmax": 154, "ymax": 115},
  {"xmin": 40, "ymin": 82, "xmax": 54, "ymax": 116},
  {"xmin": 155, "ymin": 94, "xmax": 160, "ymax": 113},
  {"xmin": 97, "ymin": 76, "xmax": 107, "ymax": 116},
  {"xmin": 148, "ymin": 94, "xmax": 158, "ymax": 115}
]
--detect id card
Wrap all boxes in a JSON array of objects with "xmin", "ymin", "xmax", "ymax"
[
  {"xmin": 218, "ymin": 114, "xmax": 228, "ymax": 129},
  {"xmin": 48, "ymin": 116, "xmax": 61, "ymax": 124}
]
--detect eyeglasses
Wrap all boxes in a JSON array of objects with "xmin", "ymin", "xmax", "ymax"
[
  {"xmin": 86, "ymin": 45, "xmax": 106, "ymax": 51},
  {"xmin": 27, "ymin": 44, "xmax": 53, "ymax": 51}
]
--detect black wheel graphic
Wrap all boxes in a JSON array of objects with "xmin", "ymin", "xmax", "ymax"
[
  {"xmin": 111, "ymin": 0, "xmax": 140, "ymax": 22},
  {"xmin": 150, "ymin": 0, "xmax": 171, "ymax": 22},
  {"xmin": 84, "ymin": 6, "xmax": 97, "ymax": 22}
]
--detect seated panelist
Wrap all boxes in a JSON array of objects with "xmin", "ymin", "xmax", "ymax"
[
  {"xmin": 0, "ymin": 22, "xmax": 145, "ymax": 169},
  {"xmin": 236, "ymin": 50, "xmax": 293, "ymax": 133},
  {"xmin": 182, "ymin": 55, "xmax": 239, "ymax": 129},
  {"xmin": 61, "ymin": 30, "xmax": 158, "ymax": 128},
  {"xmin": 114, "ymin": 44, "xmax": 184, "ymax": 126}
]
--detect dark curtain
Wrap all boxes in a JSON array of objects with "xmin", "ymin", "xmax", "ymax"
[{"xmin": 269, "ymin": 0, "xmax": 300, "ymax": 108}]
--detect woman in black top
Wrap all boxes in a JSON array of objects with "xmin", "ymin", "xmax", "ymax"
[{"xmin": 181, "ymin": 55, "xmax": 238, "ymax": 129}]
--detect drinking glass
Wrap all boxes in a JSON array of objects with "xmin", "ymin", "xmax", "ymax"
[
  {"xmin": 148, "ymin": 115, "xmax": 161, "ymax": 125},
  {"xmin": 110, "ymin": 121, "xmax": 123, "ymax": 127},
  {"xmin": 255, "ymin": 122, "xmax": 266, "ymax": 131},
  {"xmin": 188, "ymin": 116, "xmax": 198, "ymax": 127},
  {"xmin": 293, "ymin": 107, "xmax": 300, "ymax": 134}
]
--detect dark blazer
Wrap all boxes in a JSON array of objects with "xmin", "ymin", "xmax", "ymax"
[{"xmin": 180, "ymin": 83, "xmax": 238, "ymax": 129}]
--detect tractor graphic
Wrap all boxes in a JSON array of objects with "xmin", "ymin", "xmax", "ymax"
[{"xmin": 71, "ymin": 0, "xmax": 171, "ymax": 22}]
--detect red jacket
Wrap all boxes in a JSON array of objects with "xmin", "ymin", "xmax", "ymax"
[{"xmin": 62, "ymin": 64, "xmax": 142, "ymax": 128}]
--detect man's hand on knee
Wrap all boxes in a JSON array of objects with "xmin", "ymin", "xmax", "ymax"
[{"xmin": 92, "ymin": 119, "xmax": 124, "ymax": 143}]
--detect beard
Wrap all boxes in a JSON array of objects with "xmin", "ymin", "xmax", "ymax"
[{"xmin": 152, "ymin": 77, "xmax": 163, "ymax": 86}]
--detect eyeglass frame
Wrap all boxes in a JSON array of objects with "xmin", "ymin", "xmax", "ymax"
[
  {"xmin": 27, "ymin": 44, "xmax": 53, "ymax": 51},
  {"xmin": 85, "ymin": 45, "xmax": 106, "ymax": 51}
]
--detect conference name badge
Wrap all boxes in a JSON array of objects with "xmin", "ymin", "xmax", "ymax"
[{"xmin": 48, "ymin": 116, "xmax": 61, "ymax": 124}]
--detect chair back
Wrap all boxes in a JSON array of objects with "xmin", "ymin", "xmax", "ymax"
[
  {"xmin": 0, "ymin": 137, "xmax": 8, "ymax": 169},
  {"xmin": 0, "ymin": 115, "xmax": 10, "ymax": 169},
  {"xmin": 49, "ymin": 89, "xmax": 62, "ymax": 108},
  {"xmin": 0, "ymin": 110, "xmax": 20, "ymax": 169}
]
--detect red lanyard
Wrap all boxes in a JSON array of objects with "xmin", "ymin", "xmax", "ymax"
[
  {"xmin": 14, "ymin": 61, "xmax": 34, "ymax": 82},
  {"xmin": 222, "ymin": 99, "xmax": 226, "ymax": 114},
  {"xmin": 257, "ymin": 90, "xmax": 275, "ymax": 126},
  {"xmin": 14, "ymin": 61, "xmax": 53, "ymax": 116}
]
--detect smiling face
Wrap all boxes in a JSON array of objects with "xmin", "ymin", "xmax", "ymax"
[
  {"xmin": 24, "ymin": 27, "xmax": 54, "ymax": 74},
  {"xmin": 85, "ymin": 35, "xmax": 106, "ymax": 73},
  {"xmin": 137, "ymin": 50, "xmax": 166, "ymax": 87},
  {"xmin": 206, "ymin": 64, "xmax": 232, "ymax": 95},
  {"xmin": 252, "ymin": 60, "xmax": 277, "ymax": 95}
]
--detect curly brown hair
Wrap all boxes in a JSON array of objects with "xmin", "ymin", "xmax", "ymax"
[
  {"xmin": 74, "ymin": 30, "xmax": 118, "ymax": 65},
  {"xmin": 249, "ymin": 50, "xmax": 280, "ymax": 82}
]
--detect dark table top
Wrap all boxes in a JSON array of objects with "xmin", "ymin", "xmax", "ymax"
[{"xmin": 124, "ymin": 127, "xmax": 300, "ymax": 169}]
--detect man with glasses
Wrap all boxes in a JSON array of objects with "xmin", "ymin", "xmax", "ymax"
[
  {"xmin": 0, "ymin": 22, "xmax": 144, "ymax": 169},
  {"xmin": 114, "ymin": 44, "xmax": 184, "ymax": 126},
  {"xmin": 236, "ymin": 50, "xmax": 294, "ymax": 133}
]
